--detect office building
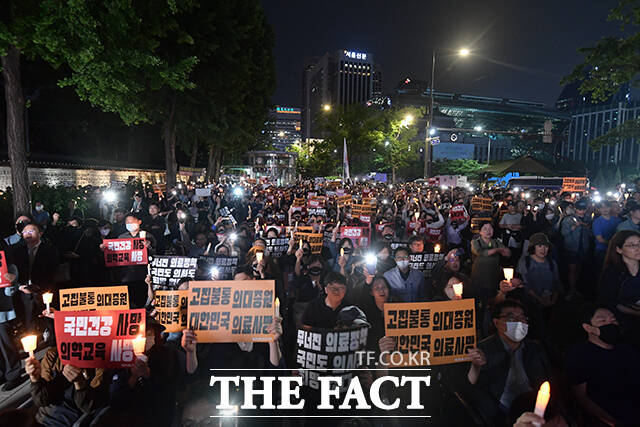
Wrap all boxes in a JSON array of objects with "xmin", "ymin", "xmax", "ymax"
[
  {"xmin": 556, "ymin": 82, "xmax": 640, "ymax": 167},
  {"xmin": 302, "ymin": 49, "xmax": 378, "ymax": 139},
  {"xmin": 265, "ymin": 106, "xmax": 301, "ymax": 151}
]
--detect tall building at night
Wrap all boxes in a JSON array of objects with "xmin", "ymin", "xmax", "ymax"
[
  {"xmin": 302, "ymin": 50, "xmax": 378, "ymax": 139},
  {"xmin": 265, "ymin": 106, "xmax": 301, "ymax": 151},
  {"xmin": 556, "ymin": 82, "xmax": 640, "ymax": 168}
]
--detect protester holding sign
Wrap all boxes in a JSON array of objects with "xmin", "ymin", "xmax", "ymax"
[
  {"xmin": 301, "ymin": 271, "xmax": 350, "ymax": 329},
  {"xmin": 383, "ymin": 246, "xmax": 428, "ymax": 302}
]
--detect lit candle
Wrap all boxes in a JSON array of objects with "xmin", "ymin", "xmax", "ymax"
[
  {"xmin": 21, "ymin": 335, "xmax": 37, "ymax": 358},
  {"xmin": 434, "ymin": 244, "xmax": 441, "ymax": 253},
  {"xmin": 274, "ymin": 297, "xmax": 280, "ymax": 319},
  {"xmin": 533, "ymin": 381, "xmax": 550, "ymax": 426},
  {"xmin": 42, "ymin": 292, "xmax": 53, "ymax": 313},
  {"xmin": 503, "ymin": 268, "xmax": 514, "ymax": 282},
  {"xmin": 452, "ymin": 283, "xmax": 463, "ymax": 298},
  {"xmin": 256, "ymin": 251, "xmax": 263, "ymax": 263},
  {"xmin": 139, "ymin": 230, "xmax": 146, "ymax": 239},
  {"xmin": 299, "ymin": 239, "xmax": 303, "ymax": 251},
  {"xmin": 340, "ymin": 247, "xmax": 344, "ymax": 257},
  {"xmin": 414, "ymin": 211, "xmax": 420, "ymax": 221},
  {"xmin": 132, "ymin": 334, "xmax": 146, "ymax": 362},
  {"xmin": 205, "ymin": 242, "xmax": 211, "ymax": 255}
]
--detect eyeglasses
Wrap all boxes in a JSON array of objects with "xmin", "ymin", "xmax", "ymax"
[
  {"xmin": 326, "ymin": 285, "xmax": 347, "ymax": 294},
  {"xmin": 498, "ymin": 314, "xmax": 529, "ymax": 323},
  {"xmin": 372, "ymin": 286, "xmax": 388, "ymax": 293}
]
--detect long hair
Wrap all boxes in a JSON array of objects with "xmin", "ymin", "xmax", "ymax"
[{"xmin": 603, "ymin": 230, "xmax": 640, "ymax": 271}]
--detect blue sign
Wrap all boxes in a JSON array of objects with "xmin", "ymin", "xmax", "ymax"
[
  {"xmin": 433, "ymin": 143, "xmax": 474, "ymax": 160},
  {"xmin": 488, "ymin": 172, "xmax": 520, "ymax": 187}
]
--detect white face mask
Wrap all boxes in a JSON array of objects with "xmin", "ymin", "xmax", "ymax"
[
  {"xmin": 100, "ymin": 229, "xmax": 110, "ymax": 237},
  {"xmin": 537, "ymin": 204, "xmax": 545, "ymax": 210},
  {"xmin": 396, "ymin": 260, "xmax": 410, "ymax": 270},
  {"xmin": 545, "ymin": 213, "xmax": 555, "ymax": 220},
  {"xmin": 35, "ymin": 205, "xmax": 43, "ymax": 211},
  {"xmin": 505, "ymin": 321, "xmax": 528, "ymax": 342},
  {"xmin": 125, "ymin": 223, "xmax": 139, "ymax": 233}
]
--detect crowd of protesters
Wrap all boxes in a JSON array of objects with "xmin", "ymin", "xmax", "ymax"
[{"xmin": 0, "ymin": 176, "xmax": 639, "ymax": 426}]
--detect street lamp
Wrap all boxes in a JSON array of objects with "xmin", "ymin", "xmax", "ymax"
[
  {"xmin": 473, "ymin": 125, "xmax": 483, "ymax": 132},
  {"xmin": 425, "ymin": 47, "xmax": 470, "ymax": 178},
  {"xmin": 323, "ymin": 104, "xmax": 331, "ymax": 112}
]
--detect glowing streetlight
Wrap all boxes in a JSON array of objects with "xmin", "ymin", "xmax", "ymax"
[
  {"xmin": 277, "ymin": 131, "xmax": 285, "ymax": 137},
  {"xmin": 322, "ymin": 104, "xmax": 331, "ymax": 112},
  {"xmin": 474, "ymin": 125, "xmax": 483, "ymax": 132},
  {"xmin": 429, "ymin": 128, "xmax": 436, "ymax": 136},
  {"xmin": 385, "ymin": 140, "xmax": 390, "ymax": 147},
  {"xmin": 459, "ymin": 48, "xmax": 470, "ymax": 57}
]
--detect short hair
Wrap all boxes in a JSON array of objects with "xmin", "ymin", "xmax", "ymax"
[
  {"xmin": 124, "ymin": 212, "xmax": 140, "ymax": 221},
  {"xmin": 98, "ymin": 220, "xmax": 111, "ymax": 228},
  {"xmin": 149, "ymin": 202, "xmax": 160, "ymax": 209},
  {"xmin": 580, "ymin": 304, "xmax": 616, "ymax": 326},
  {"xmin": 325, "ymin": 271, "xmax": 347, "ymax": 287},
  {"xmin": 491, "ymin": 299, "xmax": 526, "ymax": 319},
  {"xmin": 114, "ymin": 207, "xmax": 127, "ymax": 214},
  {"xmin": 23, "ymin": 222, "xmax": 43, "ymax": 233},
  {"xmin": 408, "ymin": 235, "xmax": 424, "ymax": 245},
  {"xmin": 394, "ymin": 246, "xmax": 410, "ymax": 257},
  {"xmin": 14, "ymin": 212, "xmax": 33, "ymax": 222}
]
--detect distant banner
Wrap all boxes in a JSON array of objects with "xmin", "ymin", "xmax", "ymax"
[
  {"xmin": 409, "ymin": 253, "xmax": 446, "ymax": 276},
  {"xmin": 60, "ymin": 286, "xmax": 129, "ymax": 311},
  {"xmin": 562, "ymin": 177, "xmax": 587, "ymax": 193},
  {"xmin": 296, "ymin": 325, "xmax": 368, "ymax": 391},
  {"xmin": 265, "ymin": 238, "xmax": 290, "ymax": 258},
  {"xmin": 150, "ymin": 255, "xmax": 197, "ymax": 288},
  {"xmin": 384, "ymin": 299, "xmax": 476, "ymax": 366},
  {"xmin": 179, "ymin": 166, "xmax": 206, "ymax": 178},
  {"xmin": 55, "ymin": 309, "xmax": 145, "ymax": 369},
  {"xmin": 308, "ymin": 208, "xmax": 327, "ymax": 217},
  {"xmin": 340, "ymin": 226, "xmax": 371, "ymax": 248},
  {"xmin": 197, "ymin": 255, "xmax": 239, "ymax": 280},
  {"xmin": 470, "ymin": 197, "xmax": 492, "ymax": 213},
  {"xmin": 187, "ymin": 280, "xmax": 275, "ymax": 342},
  {"xmin": 103, "ymin": 238, "xmax": 148, "ymax": 267},
  {"xmin": 155, "ymin": 290, "xmax": 189, "ymax": 333},
  {"xmin": 0, "ymin": 251, "xmax": 9, "ymax": 288},
  {"xmin": 337, "ymin": 195, "xmax": 352, "ymax": 207},
  {"xmin": 352, "ymin": 203, "xmax": 376, "ymax": 222},
  {"xmin": 195, "ymin": 188, "xmax": 211, "ymax": 197}
]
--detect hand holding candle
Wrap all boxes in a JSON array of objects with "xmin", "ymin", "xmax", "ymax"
[
  {"xmin": 132, "ymin": 334, "xmax": 147, "ymax": 362},
  {"xmin": 533, "ymin": 381, "xmax": 550, "ymax": 426},
  {"xmin": 274, "ymin": 297, "xmax": 280, "ymax": 320},
  {"xmin": 139, "ymin": 230, "xmax": 146, "ymax": 239},
  {"xmin": 452, "ymin": 283, "xmax": 463, "ymax": 299},
  {"xmin": 503, "ymin": 268, "xmax": 514, "ymax": 282},
  {"xmin": 21, "ymin": 335, "xmax": 37, "ymax": 358},
  {"xmin": 256, "ymin": 251, "xmax": 263, "ymax": 263},
  {"xmin": 42, "ymin": 292, "xmax": 53, "ymax": 313},
  {"xmin": 434, "ymin": 244, "xmax": 441, "ymax": 254}
]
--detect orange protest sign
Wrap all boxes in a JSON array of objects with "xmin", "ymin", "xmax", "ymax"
[
  {"xmin": 470, "ymin": 196, "xmax": 492, "ymax": 213},
  {"xmin": 187, "ymin": 280, "xmax": 275, "ymax": 342},
  {"xmin": 294, "ymin": 232, "xmax": 323, "ymax": 254},
  {"xmin": 384, "ymin": 299, "xmax": 476, "ymax": 366},
  {"xmin": 337, "ymin": 195, "xmax": 352, "ymax": 207},
  {"xmin": 155, "ymin": 290, "xmax": 189, "ymax": 333},
  {"xmin": 352, "ymin": 203, "xmax": 376, "ymax": 218},
  {"xmin": 562, "ymin": 177, "xmax": 587, "ymax": 193},
  {"xmin": 293, "ymin": 197, "xmax": 307, "ymax": 207},
  {"xmin": 60, "ymin": 286, "xmax": 130, "ymax": 311}
]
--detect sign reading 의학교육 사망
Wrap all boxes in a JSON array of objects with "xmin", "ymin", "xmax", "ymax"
[
  {"xmin": 60, "ymin": 286, "xmax": 129, "ymax": 311},
  {"xmin": 384, "ymin": 299, "xmax": 476, "ymax": 366},
  {"xmin": 55, "ymin": 308, "xmax": 145, "ymax": 369},
  {"xmin": 187, "ymin": 280, "xmax": 276, "ymax": 342}
]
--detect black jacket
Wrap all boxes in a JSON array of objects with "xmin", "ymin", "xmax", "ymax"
[{"xmin": 12, "ymin": 240, "xmax": 59, "ymax": 292}]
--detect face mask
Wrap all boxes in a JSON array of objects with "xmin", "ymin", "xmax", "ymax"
[
  {"xmin": 397, "ymin": 260, "xmax": 409, "ymax": 270},
  {"xmin": 35, "ymin": 205, "xmax": 43, "ymax": 212},
  {"xmin": 538, "ymin": 204, "xmax": 545, "ymax": 210},
  {"xmin": 545, "ymin": 214, "xmax": 555, "ymax": 220},
  {"xmin": 383, "ymin": 234, "xmax": 393, "ymax": 240},
  {"xmin": 505, "ymin": 321, "xmax": 528, "ymax": 342},
  {"xmin": 341, "ymin": 247, "xmax": 352, "ymax": 255},
  {"xmin": 309, "ymin": 267, "xmax": 322, "ymax": 276},
  {"xmin": 565, "ymin": 208, "xmax": 575, "ymax": 216},
  {"xmin": 354, "ymin": 266, "xmax": 364, "ymax": 275},
  {"xmin": 100, "ymin": 229, "xmax": 111, "ymax": 237},
  {"xmin": 302, "ymin": 248, "xmax": 310, "ymax": 255},
  {"xmin": 598, "ymin": 323, "xmax": 621, "ymax": 345},
  {"xmin": 126, "ymin": 223, "xmax": 139, "ymax": 233}
]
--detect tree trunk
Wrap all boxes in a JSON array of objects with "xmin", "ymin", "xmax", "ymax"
[
  {"xmin": 206, "ymin": 144, "xmax": 215, "ymax": 182},
  {"xmin": 189, "ymin": 139, "xmax": 198, "ymax": 168},
  {"xmin": 214, "ymin": 147, "xmax": 223, "ymax": 181},
  {"xmin": 162, "ymin": 98, "xmax": 177, "ymax": 188},
  {"xmin": 392, "ymin": 166, "xmax": 396, "ymax": 184},
  {"xmin": 1, "ymin": 46, "xmax": 31, "ymax": 214}
]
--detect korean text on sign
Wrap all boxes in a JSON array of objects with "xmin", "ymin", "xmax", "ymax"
[
  {"xmin": 188, "ymin": 280, "xmax": 275, "ymax": 343},
  {"xmin": 155, "ymin": 290, "xmax": 189, "ymax": 333},
  {"xmin": 295, "ymin": 325, "xmax": 368, "ymax": 391},
  {"xmin": 103, "ymin": 238, "xmax": 148, "ymax": 267},
  {"xmin": 150, "ymin": 255, "xmax": 197, "ymax": 288},
  {"xmin": 60, "ymin": 286, "xmax": 129, "ymax": 311},
  {"xmin": 0, "ymin": 251, "xmax": 9, "ymax": 288},
  {"xmin": 54, "ymin": 309, "xmax": 145, "ymax": 369},
  {"xmin": 384, "ymin": 299, "xmax": 476, "ymax": 366}
]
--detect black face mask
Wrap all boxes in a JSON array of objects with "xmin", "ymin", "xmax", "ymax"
[
  {"xmin": 302, "ymin": 248, "xmax": 310, "ymax": 256},
  {"xmin": 383, "ymin": 234, "xmax": 393, "ymax": 240},
  {"xmin": 598, "ymin": 324, "xmax": 621, "ymax": 345},
  {"xmin": 309, "ymin": 267, "xmax": 323, "ymax": 276},
  {"xmin": 354, "ymin": 266, "xmax": 364, "ymax": 275},
  {"xmin": 341, "ymin": 248, "xmax": 352, "ymax": 255}
]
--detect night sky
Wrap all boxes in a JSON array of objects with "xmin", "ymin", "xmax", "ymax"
[{"xmin": 261, "ymin": 0, "xmax": 620, "ymax": 108}]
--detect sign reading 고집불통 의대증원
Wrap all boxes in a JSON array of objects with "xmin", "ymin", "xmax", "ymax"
[
  {"xmin": 59, "ymin": 286, "xmax": 129, "ymax": 311},
  {"xmin": 154, "ymin": 289, "xmax": 189, "ymax": 333},
  {"xmin": 187, "ymin": 280, "xmax": 275, "ymax": 342},
  {"xmin": 384, "ymin": 299, "xmax": 476, "ymax": 366},
  {"xmin": 295, "ymin": 325, "xmax": 369, "ymax": 391},
  {"xmin": 54, "ymin": 308, "xmax": 145, "ymax": 369},
  {"xmin": 103, "ymin": 238, "xmax": 148, "ymax": 267},
  {"xmin": 149, "ymin": 255, "xmax": 197, "ymax": 288}
]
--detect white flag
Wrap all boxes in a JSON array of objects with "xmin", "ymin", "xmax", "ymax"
[{"xmin": 343, "ymin": 138, "xmax": 350, "ymax": 180}]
